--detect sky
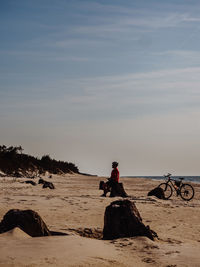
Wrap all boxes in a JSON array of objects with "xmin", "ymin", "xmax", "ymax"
[{"xmin": 1, "ymin": 0, "xmax": 200, "ymax": 176}]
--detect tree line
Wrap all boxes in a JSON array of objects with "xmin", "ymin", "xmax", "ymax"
[{"xmin": 0, "ymin": 145, "xmax": 79, "ymax": 177}]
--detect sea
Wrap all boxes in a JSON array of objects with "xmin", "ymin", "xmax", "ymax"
[{"xmin": 122, "ymin": 176, "xmax": 200, "ymax": 183}]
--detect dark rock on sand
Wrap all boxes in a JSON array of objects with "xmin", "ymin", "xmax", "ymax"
[
  {"xmin": 103, "ymin": 200, "xmax": 157, "ymax": 240},
  {"xmin": 148, "ymin": 187, "xmax": 165, "ymax": 200},
  {"xmin": 38, "ymin": 178, "xmax": 45, "ymax": 184},
  {"xmin": 0, "ymin": 209, "xmax": 51, "ymax": 237},
  {"xmin": 38, "ymin": 178, "xmax": 55, "ymax": 189},
  {"xmin": 42, "ymin": 181, "xmax": 55, "ymax": 189}
]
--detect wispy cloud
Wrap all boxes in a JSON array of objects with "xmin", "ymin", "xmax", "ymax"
[
  {"xmin": 153, "ymin": 49, "xmax": 200, "ymax": 60},
  {"xmin": 53, "ymin": 38, "xmax": 112, "ymax": 48},
  {"xmin": 9, "ymin": 66, "xmax": 198, "ymax": 122},
  {"xmin": 70, "ymin": 13, "xmax": 200, "ymax": 37},
  {"xmin": 0, "ymin": 49, "xmax": 92, "ymax": 62}
]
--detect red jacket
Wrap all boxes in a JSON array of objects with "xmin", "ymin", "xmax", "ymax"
[{"xmin": 111, "ymin": 168, "xmax": 119, "ymax": 183}]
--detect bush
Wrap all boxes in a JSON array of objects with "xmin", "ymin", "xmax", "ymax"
[{"xmin": 0, "ymin": 145, "xmax": 79, "ymax": 176}]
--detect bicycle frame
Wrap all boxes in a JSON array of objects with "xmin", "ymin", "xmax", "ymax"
[{"xmin": 166, "ymin": 178, "xmax": 182, "ymax": 192}]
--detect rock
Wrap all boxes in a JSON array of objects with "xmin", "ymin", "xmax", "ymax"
[
  {"xmin": 147, "ymin": 187, "xmax": 165, "ymax": 199},
  {"xmin": 103, "ymin": 200, "xmax": 156, "ymax": 240},
  {"xmin": 0, "ymin": 209, "xmax": 51, "ymax": 237},
  {"xmin": 42, "ymin": 181, "xmax": 55, "ymax": 189},
  {"xmin": 38, "ymin": 178, "xmax": 55, "ymax": 189},
  {"xmin": 38, "ymin": 178, "xmax": 45, "ymax": 184}
]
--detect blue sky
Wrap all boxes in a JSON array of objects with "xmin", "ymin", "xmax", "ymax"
[{"xmin": 1, "ymin": 0, "xmax": 200, "ymax": 176}]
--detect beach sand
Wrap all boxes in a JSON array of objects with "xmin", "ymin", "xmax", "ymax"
[{"xmin": 0, "ymin": 173, "xmax": 200, "ymax": 266}]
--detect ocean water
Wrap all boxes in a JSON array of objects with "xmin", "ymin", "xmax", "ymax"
[{"xmin": 123, "ymin": 176, "xmax": 200, "ymax": 183}]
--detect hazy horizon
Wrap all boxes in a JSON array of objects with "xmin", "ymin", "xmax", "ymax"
[{"xmin": 1, "ymin": 0, "xmax": 200, "ymax": 176}]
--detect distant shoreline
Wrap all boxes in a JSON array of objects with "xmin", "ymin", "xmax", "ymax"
[{"xmin": 121, "ymin": 175, "xmax": 200, "ymax": 183}]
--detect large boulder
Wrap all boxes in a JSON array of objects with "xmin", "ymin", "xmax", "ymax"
[
  {"xmin": 0, "ymin": 209, "xmax": 51, "ymax": 237},
  {"xmin": 147, "ymin": 187, "xmax": 165, "ymax": 199},
  {"xmin": 103, "ymin": 200, "xmax": 156, "ymax": 240}
]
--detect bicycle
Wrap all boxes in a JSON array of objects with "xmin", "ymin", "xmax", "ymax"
[{"xmin": 158, "ymin": 173, "xmax": 195, "ymax": 201}]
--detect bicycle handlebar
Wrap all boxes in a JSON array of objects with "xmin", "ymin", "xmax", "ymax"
[{"xmin": 164, "ymin": 173, "xmax": 171, "ymax": 178}]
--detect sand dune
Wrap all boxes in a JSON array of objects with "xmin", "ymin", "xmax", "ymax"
[
  {"xmin": 0, "ymin": 174, "xmax": 200, "ymax": 266},
  {"xmin": 0, "ymin": 227, "xmax": 31, "ymax": 239},
  {"xmin": 0, "ymin": 234, "xmax": 138, "ymax": 267}
]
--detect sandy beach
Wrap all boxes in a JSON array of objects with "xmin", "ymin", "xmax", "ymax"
[{"xmin": 0, "ymin": 173, "xmax": 200, "ymax": 267}]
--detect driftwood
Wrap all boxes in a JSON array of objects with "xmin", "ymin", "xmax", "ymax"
[
  {"xmin": 103, "ymin": 200, "xmax": 157, "ymax": 240},
  {"xmin": 0, "ymin": 209, "xmax": 51, "ymax": 237}
]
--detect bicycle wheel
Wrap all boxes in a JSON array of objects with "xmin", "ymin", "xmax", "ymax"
[
  {"xmin": 158, "ymin": 183, "xmax": 173, "ymax": 199},
  {"xmin": 180, "ymin": 184, "xmax": 194, "ymax": 201}
]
